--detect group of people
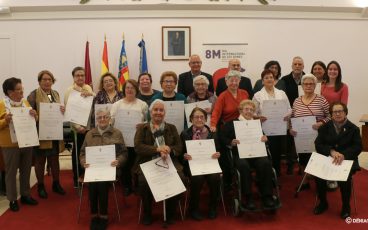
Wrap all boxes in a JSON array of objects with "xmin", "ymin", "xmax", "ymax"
[{"xmin": 0, "ymin": 54, "xmax": 362, "ymax": 229}]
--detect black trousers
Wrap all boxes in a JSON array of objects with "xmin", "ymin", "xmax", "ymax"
[
  {"xmin": 89, "ymin": 182, "xmax": 109, "ymax": 215},
  {"xmin": 267, "ymin": 135, "xmax": 287, "ymax": 176},
  {"xmin": 138, "ymin": 172, "xmax": 184, "ymax": 219},
  {"xmin": 315, "ymin": 173, "xmax": 352, "ymax": 208},
  {"xmin": 286, "ymin": 133, "xmax": 298, "ymax": 165},
  {"xmin": 218, "ymin": 145, "xmax": 233, "ymax": 187},
  {"xmin": 298, "ymin": 152, "xmax": 312, "ymax": 167},
  {"xmin": 72, "ymin": 133, "xmax": 85, "ymax": 184},
  {"xmin": 189, "ymin": 173, "xmax": 220, "ymax": 212},
  {"xmin": 235, "ymin": 157, "xmax": 273, "ymax": 198},
  {"xmin": 121, "ymin": 147, "xmax": 136, "ymax": 189}
]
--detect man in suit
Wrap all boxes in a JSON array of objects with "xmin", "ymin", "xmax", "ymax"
[
  {"xmin": 215, "ymin": 59, "xmax": 254, "ymax": 98},
  {"xmin": 178, "ymin": 55, "xmax": 214, "ymax": 97},
  {"xmin": 281, "ymin": 56, "xmax": 305, "ymax": 175}
]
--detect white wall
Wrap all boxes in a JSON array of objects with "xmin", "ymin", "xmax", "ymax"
[{"xmin": 0, "ymin": 16, "xmax": 367, "ymax": 124}]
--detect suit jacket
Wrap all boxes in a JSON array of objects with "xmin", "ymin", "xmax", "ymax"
[
  {"xmin": 315, "ymin": 119, "xmax": 362, "ymax": 171},
  {"xmin": 281, "ymin": 72, "xmax": 304, "ymax": 106},
  {"xmin": 178, "ymin": 71, "xmax": 214, "ymax": 97},
  {"xmin": 216, "ymin": 76, "xmax": 254, "ymax": 99}
]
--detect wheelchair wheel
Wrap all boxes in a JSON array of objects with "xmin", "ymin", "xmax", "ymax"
[{"xmin": 232, "ymin": 198, "xmax": 240, "ymax": 217}]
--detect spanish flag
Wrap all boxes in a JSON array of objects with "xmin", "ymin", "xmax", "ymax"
[{"xmin": 101, "ymin": 36, "xmax": 109, "ymax": 75}]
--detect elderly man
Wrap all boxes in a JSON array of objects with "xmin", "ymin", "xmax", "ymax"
[
  {"xmin": 281, "ymin": 56, "xmax": 305, "ymax": 175},
  {"xmin": 178, "ymin": 55, "xmax": 214, "ymax": 97},
  {"xmin": 215, "ymin": 59, "xmax": 254, "ymax": 99}
]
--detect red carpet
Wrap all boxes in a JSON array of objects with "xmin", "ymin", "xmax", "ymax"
[{"xmin": 0, "ymin": 166, "xmax": 367, "ymax": 230}]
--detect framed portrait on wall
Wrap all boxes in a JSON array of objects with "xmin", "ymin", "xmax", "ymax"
[{"xmin": 162, "ymin": 26, "xmax": 191, "ymax": 61}]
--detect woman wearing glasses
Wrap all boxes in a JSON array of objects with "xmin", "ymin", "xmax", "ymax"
[
  {"xmin": 151, "ymin": 71, "xmax": 186, "ymax": 102},
  {"xmin": 181, "ymin": 107, "xmax": 220, "ymax": 220},
  {"xmin": 80, "ymin": 108, "xmax": 127, "ymax": 230},
  {"xmin": 134, "ymin": 99, "xmax": 183, "ymax": 226},
  {"xmin": 290, "ymin": 74, "xmax": 330, "ymax": 189}
]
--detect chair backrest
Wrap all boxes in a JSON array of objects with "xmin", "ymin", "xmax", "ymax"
[{"xmin": 212, "ymin": 68, "xmax": 229, "ymax": 91}]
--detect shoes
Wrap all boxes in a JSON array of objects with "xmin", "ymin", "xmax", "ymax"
[
  {"xmin": 314, "ymin": 201, "xmax": 328, "ymax": 215},
  {"xmin": 208, "ymin": 209, "xmax": 217, "ymax": 219},
  {"xmin": 244, "ymin": 197, "xmax": 256, "ymax": 210},
  {"xmin": 296, "ymin": 183, "xmax": 310, "ymax": 191},
  {"xmin": 99, "ymin": 218, "xmax": 108, "ymax": 230},
  {"xmin": 340, "ymin": 206, "xmax": 351, "ymax": 219},
  {"xmin": 20, "ymin": 196, "xmax": 38, "ymax": 205},
  {"xmin": 38, "ymin": 184, "xmax": 48, "ymax": 199},
  {"xmin": 262, "ymin": 196, "xmax": 276, "ymax": 209},
  {"xmin": 9, "ymin": 201, "xmax": 19, "ymax": 212},
  {"xmin": 190, "ymin": 210, "xmax": 203, "ymax": 221},
  {"xmin": 52, "ymin": 181, "xmax": 66, "ymax": 195},
  {"xmin": 90, "ymin": 216, "xmax": 100, "ymax": 230},
  {"xmin": 142, "ymin": 214, "xmax": 153, "ymax": 225},
  {"xmin": 327, "ymin": 181, "xmax": 338, "ymax": 191}
]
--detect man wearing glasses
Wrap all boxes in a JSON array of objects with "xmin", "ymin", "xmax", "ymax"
[{"xmin": 178, "ymin": 54, "xmax": 214, "ymax": 97}]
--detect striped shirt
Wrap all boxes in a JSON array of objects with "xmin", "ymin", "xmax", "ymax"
[{"xmin": 292, "ymin": 94, "xmax": 330, "ymax": 123}]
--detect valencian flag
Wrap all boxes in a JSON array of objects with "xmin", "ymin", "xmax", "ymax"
[
  {"xmin": 118, "ymin": 37, "xmax": 129, "ymax": 90},
  {"xmin": 138, "ymin": 35, "xmax": 148, "ymax": 74},
  {"xmin": 84, "ymin": 40, "xmax": 93, "ymax": 88},
  {"xmin": 101, "ymin": 35, "xmax": 109, "ymax": 75}
]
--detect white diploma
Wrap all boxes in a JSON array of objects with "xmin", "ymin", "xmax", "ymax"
[
  {"xmin": 184, "ymin": 100, "xmax": 212, "ymax": 127},
  {"xmin": 113, "ymin": 108, "xmax": 141, "ymax": 147},
  {"xmin": 140, "ymin": 156, "xmax": 186, "ymax": 202},
  {"xmin": 64, "ymin": 90, "xmax": 93, "ymax": 126},
  {"xmin": 291, "ymin": 116, "xmax": 318, "ymax": 154},
  {"xmin": 261, "ymin": 99, "xmax": 288, "ymax": 136},
  {"xmin": 185, "ymin": 139, "xmax": 222, "ymax": 176},
  {"xmin": 84, "ymin": 145, "xmax": 116, "ymax": 182},
  {"xmin": 94, "ymin": 104, "xmax": 113, "ymax": 126},
  {"xmin": 10, "ymin": 107, "xmax": 39, "ymax": 148},
  {"xmin": 234, "ymin": 120, "xmax": 268, "ymax": 158},
  {"xmin": 305, "ymin": 152, "xmax": 353, "ymax": 181},
  {"xmin": 163, "ymin": 101, "xmax": 185, "ymax": 134},
  {"xmin": 298, "ymin": 82, "xmax": 321, "ymax": 96},
  {"xmin": 39, "ymin": 103, "xmax": 63, "ymax": 140}
]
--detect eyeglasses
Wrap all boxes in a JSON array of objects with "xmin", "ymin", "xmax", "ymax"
[
  {"xmin": 302, "ymin": 83, "xmax": 315, "ymax": 86},
  {"xmin": 96, "ymin": 115, "xmax": 110, "ymax": 120},
  {"xmin": 155, "ymin": 158, "xmax": 169, "ymax": 169},
  {"xmin": 190, "ymin": 61, "xmax": 202, "ymax": 65},
  {"xmin": 194, "ymin": 83, "xmax": 207, "ymax": 87},
  {"xmin": 103, "ymin": 79, "xmax": 114, "ymax": 84},
  {"xmin": 163, "ymin": 80, "xmax": 175, "ymax": 84},
  {"xmin": 192, "ymin": 115, "xmax": 206, "ymax": 120},
  {"xmin": 243, "ymin": 108, "xmax": 255, "ymax": 112},
  {"xmin": 41, "ymin": 78, "xmax": 53, "ymax": 82},
  {"xmin": 332, "ymin": 110, "xmax": 345, "ymax": 115}
]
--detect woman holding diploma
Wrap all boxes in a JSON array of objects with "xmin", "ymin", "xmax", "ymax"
[
  {"xmin": 290, "ymin": 74, "xmax": 330, "ymax": 190},
  {"xmin": 0, "ymin": 77, "xmax": 38, "ymax": 212},
  {"xmin": 80, "ymin": 108, "xmax": 127, "ymax": 230},
  {"xmin": 27, "ymin": 70, "xmax": 66, "ymax": 199},
  {"xmin": 110, "ymin": 79, "xmax": 148, "ymax": 196},
  {"xmin": 314, "ymin": 102, "xmax": 361, "ymax": 219},
  {"xmin": 222, "ymin": 100, "xmax": 275, "ymax": 210},
  {"xmin": 181, "ymin": 107, "xmax": 220, "ymax": 220},
  {"xmin": 252, "ymin": 69, "xmax": 291, "ymax": 176},
  {"xmin": 134, "ymin": 99, "xmax": 183, "ymax": 225},
  {"xmin": 64, "ymin": 66, "xmax": 94, "ymax": 188}
]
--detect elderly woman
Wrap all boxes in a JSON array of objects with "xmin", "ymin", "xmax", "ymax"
[
  {"xmin": 0, "ymin": 77, "xmax": 38, "ymax": 211},
  {"xmin": 187, "ymin": 75, "xmax": 217, "ymax": 114},
  {"xmin": 222, "ymin": 100, "xmax": 275, "ymax": 210},
  {"xmin": 321, "ymin": 61, "xmax": 349, "ymax": 105},
  {"xmin": 311, "ymin": 61, "xmax": 327, "ymax": 83},
  {"xmin": 253, "ymin": 60, "xmax": 285, "ymax": 93},
  {"xmin": 110, "ymin": 79, "xmax": 148, "ymax": 196},
  {"xmin": 151, "ymin": 71, "xmax": 186, "ymax": 102},
  {"xmin": 137, "ymin": 73, "xmax": 160, "ymax": 104},
  {"xmin": 134, "ymin": 99, "xmax": 183, "ymax": 225},
  {"xmin": 27, "ymin": 70, "xmax": 66, "ymax": 199},
  {"xmin": 314, "ymin": 102, "xmax": 361, "ymax": 219},
  {"xmin": 253, "ymin": 69, "xmax": 291, "ymax": 176},
  {"xmin": 64, "ymin": 66, "xmax": 95, "ymax": 187},
  {"xmin": 290, "ymin": 74, "xmax": 330, "ymax": 189},
  {"xmin": 180, "ymin": 107, "xmax": 220, "ymax": 220},
  {"xmin": 80, "ymin": 108, "xmax": 127, "ymax": 230},
  {"xmin": 91, "ymin": 72, "xmax": 123, "ymax": 128}
]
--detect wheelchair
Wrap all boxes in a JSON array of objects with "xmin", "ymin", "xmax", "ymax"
[{"xmin": 225, "ymin": 145, "xmax": 281, "ymax": 216}]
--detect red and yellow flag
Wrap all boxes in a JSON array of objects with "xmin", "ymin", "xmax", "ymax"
[{"xmin": 101, "ymin": 36, "xmax": 109, "ymax": 75}]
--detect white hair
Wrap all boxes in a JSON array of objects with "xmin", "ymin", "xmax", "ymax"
[
  {"xmin": 95, "ymin": 107, "xmax": 111, "ymax": 117},
  {"xmin": 149, "ymin": 99, "xmax": 166, "ymax": 112},
  {"xmin": 301, "ymin": 73, "xmax": 317, "ymax": 84},
  {"xmin": 192, "ymin": 75, "xmax": 209, "ymax": 87},
  {"xmin": 225, "ymin": 70, "xmax": 241, "ymax": 81}
]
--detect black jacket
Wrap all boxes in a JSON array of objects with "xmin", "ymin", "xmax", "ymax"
[
  {"xmin": 216, "ymin": 76, "xmax": 253, "ymax": 99},
  {"xmin": 281, "ymin": 72, "xmax": 304, "ymax": 106},
  {"xmin": 315, "ymin": 119, "xmax": 362, "ymax": 171},
  {"xmin": 178, "ymin": 71, "xmax": 214, "ymax": 97}
]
